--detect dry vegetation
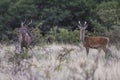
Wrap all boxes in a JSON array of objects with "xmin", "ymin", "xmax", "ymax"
[{"xmin": 0, "ymin": 43, "xmax": 120, "ymax": 80}]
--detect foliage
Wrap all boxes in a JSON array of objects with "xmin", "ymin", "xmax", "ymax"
[
  {"xmin": 95, "ymin": 1, "xmax": 119, "ymax": 27},
  {"xmin": 31, "ymin": 26, "xmax": 43, "ymax": 44},
  {"xmin": 0, "ymin": 0, "xmax": 120, "ymax": 44},
  {"xmin": 107, "ymin": 25, "xmax": 120, "ymax": 45},
  {"xmin": 48, "ymin": 27, "xmax": 80, "ymax": 43},
  {"xmin": 90, "ymin": 19, "xmax": 107, "ymax": 36},
  {"xmin": 89, "ymin": 1, "xmax": 120, "ymax": 37}
]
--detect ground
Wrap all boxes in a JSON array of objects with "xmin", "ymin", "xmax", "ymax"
[{"xmin": 0, "ymin": 43, "xmax": 120, "ymax": 80}]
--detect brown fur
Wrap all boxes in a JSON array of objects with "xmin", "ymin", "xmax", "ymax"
[
  {"xmin": 77, "ymin": 21, "xmax": 111, "ymax": 58},
  {"xmin": 19, "ymin": 32, "xmax": 31, "ymax": 49},
  {"xmin": 18, "ymin": 20, "xmax": 31, "ymax": 51},
  {"xmin": 84, "ymin": 36, "xmax": 109, "ymax": 49},
  {"xmin": 83, "ymin": 36, "xmax": 110, "ymax": 58}
]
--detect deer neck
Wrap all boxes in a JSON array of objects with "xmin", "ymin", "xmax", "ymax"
[{"xmin": 80, "ymin": 30, "xmax": 85, "ymax": 44}]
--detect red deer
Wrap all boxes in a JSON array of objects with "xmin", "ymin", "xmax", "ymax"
[
  {"xmin": 18, "ymin": 19, "xmax": 32, "ymax": 51},
  {"xmin": 78, "ymin": 21, "xmax": 111, "ymax": 58}
]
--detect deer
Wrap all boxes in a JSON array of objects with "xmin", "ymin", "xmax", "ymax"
[
  {"xmin": 77, "ymin": 21, "xmax": 111, "ymax": 58},
  {"xmin": 18, "ymin": 19, "xmax": 32, "ymax": 52}
]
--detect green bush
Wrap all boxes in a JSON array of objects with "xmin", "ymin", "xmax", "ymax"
[
  {"xmin": 90, "ymin": 19, "xmax": 107, "ymax": 36},
  {"xmin": 45, "ymin": 34, "xmax": 56, "ymax": 44},
  {"xmin": 31, "ymin": 26, "xmax": 43, "ymax": 45},
  {"xmin": 47, "ymin": 27, "xmax": 80, "ymax": 44},
  {"xmin": 107, "ymin": 25, "xmax": 120, "ymax": 45}
]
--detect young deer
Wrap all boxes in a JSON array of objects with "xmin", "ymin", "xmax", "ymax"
[
  {"xmin": 78, "ymin": 21, "xmax": 111, "ymax": 58},
  {"xmin": 18, "ymin": 19, "xmax": 32, "ymax": 51}
]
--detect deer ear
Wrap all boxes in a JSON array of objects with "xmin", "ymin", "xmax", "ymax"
[
  {"xmin": 78, "ymin": 21, "xmax": 81, "ymax": 24},
  {"xmin": 78, "ymin": 21, "xmax": 82, "ymax": 29},
  {"xmin": 21, "ymin": 22, "xmax": 24, "ymax": 27},
  {"xmin": 84, "ymin": 21, "xmax": 88, "ymax": 29}
]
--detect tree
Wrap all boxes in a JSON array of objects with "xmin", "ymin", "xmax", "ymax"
[{"xmin": 96, "ymin": 1, "xmax": 119, "ymax": 28}]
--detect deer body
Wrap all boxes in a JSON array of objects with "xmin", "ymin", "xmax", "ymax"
[
  {"xmin": 18, "ymin": 19, "xmax": 32, "ymax": 51},
  {"xmin": 78, "ymin": 21, "xmax": 110, "ymax": 58},
  {"xmin": 19, "ymin": 31, "xmax": 31, "ymax": 49},
  {"xmin": 84, "ymin": 36, "xmax": 109, "ymax": 49}
]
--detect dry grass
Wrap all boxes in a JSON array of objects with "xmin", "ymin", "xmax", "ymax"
[{"xmin": 0, "ymin": 43, "xmax": 120, "ymax": 80}]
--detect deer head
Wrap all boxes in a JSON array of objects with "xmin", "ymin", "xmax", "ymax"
[{"xmin": 78, "ymin": 21, "xmax": 88, "ymax": 43}]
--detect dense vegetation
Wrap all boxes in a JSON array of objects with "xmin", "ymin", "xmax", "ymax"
[{"xmin": 0, "ymin": 0, "xmax": 120, "ymax": 45}]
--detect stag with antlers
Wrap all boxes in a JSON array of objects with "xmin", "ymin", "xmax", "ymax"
[
  {"xmin": 18, "ymin": 19, "xmax": 32, "ymax": 52},
  {"xmin": 77, "ymin": 21, "xmax": 111, "ymax": 58}
]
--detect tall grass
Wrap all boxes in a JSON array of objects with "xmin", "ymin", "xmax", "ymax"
[{"xmin": 0, "ymin": 44, "xmax": 119, "ymax": 80}]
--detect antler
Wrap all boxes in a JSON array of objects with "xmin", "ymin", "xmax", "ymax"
[
  {"xmin": 27, "ymin": 19, "xmax": 32, "ymax": 25},
  {"xmin": 23, "ymin": 18, "xmax": 27, "ymax": 24},
  {"xmin": 21, "ymin": 18, "xmax": 32, "ymax": 27},
  {"xmin": 21, "ymin": 18, "xmax": 26, "ymax": 27}
]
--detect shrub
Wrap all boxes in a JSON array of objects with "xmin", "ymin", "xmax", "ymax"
[
  {"xmin": 47, "ymin": 27, "xmax": 80, "ymax": 44},
  {"xmin": 107, "ymin": 25, "xmax": 120, "ymax": 46},
  {"xmin": 31, "ymin": 26, "xmax": 43, "ymax": 45},
  {"xmin": 45, "ymin": 34, "xmax": 56, "ymax": 44}
]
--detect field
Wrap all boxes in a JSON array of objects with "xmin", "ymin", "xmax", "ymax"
[{"xmin": 0, "ymin": 43, "xmax": 120, "ymax": 80}]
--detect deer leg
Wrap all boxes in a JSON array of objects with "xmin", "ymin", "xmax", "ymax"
[
  {"xmin": 103, "ymin": 47, "xmax": 107, "ymax": 58},
  {"xmin": 106, "ymin": 48, "xmax": 112, "ymax": 58},
  {"xmin": 21, "ymin": 46, "xmax": 24, "ymax": 53},
  {"xmin": 98, "ymin": 48, "xmax": 102, "ymax": 53},
  {"xmin": 85, "ymin": 47, "xmax": 89, "ymax": 55},
  {"xmin": 103, "ymin": 47, "xmax": 111, "ymax": 59},
  {"xmin": 19, "ymin": 44, "xmax": 22, "ymax": 53}
]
